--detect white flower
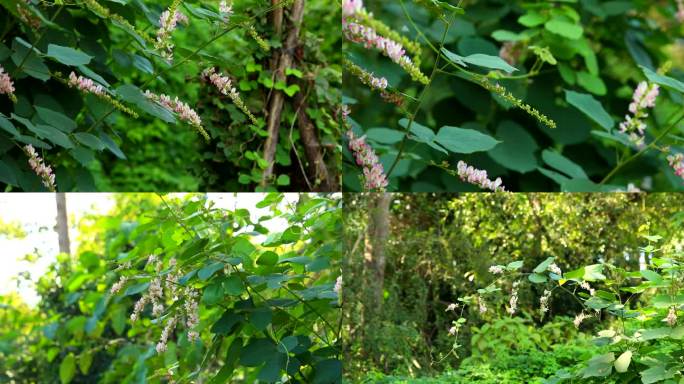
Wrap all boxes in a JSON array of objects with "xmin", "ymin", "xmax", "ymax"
[{"xmin": 445, "ymin": 303, "xmax": 458, "ymax": 312}]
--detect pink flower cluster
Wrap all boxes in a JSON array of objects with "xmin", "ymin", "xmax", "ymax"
[
  {"xmin": 156, "ymin": 9, "xmax": 187, "ymax": 60},
  {"xmin": 678, "ymin": 0, "xmax": 684, "ymax": 22},
  {"xmin": 619, "ymin": 81, "xmax": 659, "ymax": 148},
  {"xmin": 24, "ymin": 145, "xmax": 56, "ymax": 191},
  {"xmin": 0, "ymin": 65, "xmax": 15, "ymax": 98},
  {"xmin": 68, "ymin": 71, "xmax": 105, "ymax": 96},
  {"xmin": 343, "ymin": 22, "xmax": 410, "ymax": 68},
  {"xmin": 347, "ymin": 130, "xmax": 389, "ymax": 190},
  {"xmin": 370, "ymin": 75, "xmax": 387, "ymax": 90},
  {"xmin": 219, "ymin": 0, "xmax": 233, "ymax": 21},
  {"xmin": 202, "ymin": 67, "xmax": 239, "ymax": 99},
  {"xmin": 668, "ymin": 153, "xmax": 684, "ymax": 179},
  {"xmin": 456, "ymin": 161, "xmax": 505, "ymax": 192},
  {"xmin": 342, "ymin": 0, "xmax": 364, "ymax": 18},
  {"xmin": 144, "ymin": 90, "xmax": 209, "ymax": 140}
]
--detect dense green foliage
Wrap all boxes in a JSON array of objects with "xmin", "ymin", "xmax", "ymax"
[
  {"xmin": 0, "ymin": 0, "xmax": 340, "ymax": 192},
  {"xmin": 344, "ymin": 0, "xmax": 684, "ymax": 192},
  {"xmin": 0, "ymin": 193, "xmax": 341, "ymax": 383},
  {"xmin": 343, "ymin": 193, "xmax": 684, "ymax": 383}
]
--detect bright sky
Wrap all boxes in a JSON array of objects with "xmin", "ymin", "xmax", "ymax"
[{"xmin": 0, "ymin": 193, "xmax": 297, "ymax": 306}]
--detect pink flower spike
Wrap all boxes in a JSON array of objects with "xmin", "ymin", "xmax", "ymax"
[
  {"xmin": 619, "ymin": 81, "xmax": 659, "ymax": 147},
  {"xmin": 347, "ymin": 130, "xmax": 389, "ymax": 190},
  {"xmin": 68, "ymin": 71, "xmax": 105, "ymax": 96},
  {"xmin": 342, "ymin": 0, "xmax": 364, "ymax": 18},
  {"xmin": 0, "ymin": 65, "xmax": 15, "ymax": 96},
  {"xmin": 24, "ymin": 144, "xmax": 57, "ymax": 191},
  {"xmin": 456, "ymin": 161, "xmax": 505, "ymax": 192}
]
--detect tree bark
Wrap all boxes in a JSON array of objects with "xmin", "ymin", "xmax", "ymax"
[
  {"xmin": 55, "ymin": 193, "xmax": 70, "ymax": 255},
  {"xmin": 293, "ymin": 85, "xmax": 337, "ymax": 191},
  {"xmin": 261, "ymin": 0, "xmax": 305, "ymax": 187},
  {"xmin": 364, "ymin": 193, "xmax": 391, "ymax": 312}
]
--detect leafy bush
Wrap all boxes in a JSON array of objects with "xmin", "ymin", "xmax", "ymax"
[
  {"xmin": 0, "ymin": 0, "xmax": 340, "ymax": 191},
  {"xmin": 0, "ymin": 193, "xmax": 342, "ymax": 383},
  {"xmin": 343, "ymin": 0, "xmax": 684, "ymax": 192}
]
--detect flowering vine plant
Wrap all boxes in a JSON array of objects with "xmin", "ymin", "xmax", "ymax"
[
  {"xmin": 343, "ymin": 0, "xmax": 684, "ymax": 192},
  {"xmin": 0, "ymin": 0, "xmax": 340, "ymax": 191},
  {"xmin": 444, "ymin": 235, "xmax": 684, "ymax": 383}
]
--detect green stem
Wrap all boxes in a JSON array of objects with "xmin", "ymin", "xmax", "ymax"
[
  {"xmin": 386, "ymin": 9, "xmax": 452, "ymax": 179},
  {"xmin": 600, "ymin": 111, "xmax": 684, "ymax": 185}
]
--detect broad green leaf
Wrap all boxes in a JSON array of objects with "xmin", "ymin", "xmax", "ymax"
[
  {"xmin": 435, "ymin": 126, "xmax": 500, "ymax": 154},
  {"xmin": 74, "ymin": 132, "xmax": 104, "ymax": 151},
  {"xmin": 488, "ymin": 120, "xmax": 538, "ymax": 173},
  {"xmin": 581, "ymin": 353, "xmax": 614, "ymax": 378},
  {"xmin": 400, "ymin": 118, "xmax": 447, "ymax": 154},
  {"xmin": 528, "ymin": 273, "xmax": 548, "ymax": 283},
  {"xmin": 35, "ymin": 106, "xmax": 77, "ymax": 133},
  {"xmin": 249, "ymin": 307, "xmax": 272, "ymax": 330},
  {"xmin": 198, "ymin": 261, "xmax": 224, "ymax": 280},
  {"xmin": 124, "ymin": 282, "xmax": 149, "ymax": 296},
  {"xmin": 640, "ymin": 65, "xmax": 684, "ymax": 94},
  {"xmin": 577, "ymin": 72, "xmax": 607, "ymax": 95},
  {"xmin": 640, "ymin": 269, "xmax": 662, "ymax": 283},
  {"xmin": 518, "ymin": 12, "xmax": 547, "ymax": 27},
  {"xmin": 0, "ymin": 114, "xmax": 20, "ymax": 136},
  {"xmin": 533, "ymin": 257, "xmax": 555, "ymax": 273},
  {"xmin": 564, "ymin": 90, "xmax": 614, "ymax": 130},
  {"xmin": 441, "ymin": 48, "xmax": 518, "ymax": 73},
  {"xmin": 312, "ymin": 359, "xmax": 343, "ymax": 384},
  {"xmin": 257, "ymin": 251, "xmax": 279, "ymax": 266},
  {"xmin": 365, "ymin": 128, "xmax": 404, "ymax": 145},
  {"xmin": 211, "ymin": 310, "xmax": 243, "ymax": 334},
  {"xmin": 223, "ymin": 275, "xmax": 244, "ymax": 296},
  {"xmin": 79, "ymin": 352, "xmax": 93, "ymax": 375},
  {"xmin": 202, "ymin": 282, "xmax": 224, "ymax": 305},
  {"xmin": 506, "ymin": 260, "xmax": 523, "ymax": 270},
  {"xmin": 545, "ymin": 18, "xmax": 583, "ymax": 39},
  {"xmin": 0, "ymin": 160, "xmax": 18, "ymax": 186},
  {"xmin": 240, "ymin": 338, "xmax": 278, "ymax": 366},
  {"xmin": 640, "ymin": 365, "xmax": 678, "ymax": 384},
  {"xmin": 47, "ymin": 44, "xmax": 92, "ymax": 66},
  {"xmin": 59, "ymin": 354, "xmax": 76, "ymax": 384},
  {"xmin": 541, "ymin": 150, "xmax": 588, "ymax": 179}
]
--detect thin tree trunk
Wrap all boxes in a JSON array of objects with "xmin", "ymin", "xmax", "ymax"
[
  {"xmin": 293, "ymin": 85, "xmax": 337, "ymax": 191},
  {"xmin": 55, "ymin": 193, "xmax": 70, "ymax": 255},
  {"xmin": 261, "ymin": 0, "xmax": 305, "ymax": 187},
  {"xmin": 364, "ymin": 193, "xmax": 391, "ymax": 312}
]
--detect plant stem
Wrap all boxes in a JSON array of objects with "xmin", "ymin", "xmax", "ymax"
[
  {"xmin": 600, "ymin": 111, "xmax": 684, "ymax": 185},
  {"xmin": 386, "ymin": 7, "xmax": 452, "ymax": 179}
]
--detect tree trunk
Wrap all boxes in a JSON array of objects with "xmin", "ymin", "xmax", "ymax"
[
  {"xmin": 55, "ymin": 193, "xmax": 70, "ymax": 255},
  {"xmin": 364, "ymin": 193, "xmax": 391, "ymax": 312},
  {"xmin": 293, "ymin": 85, "xmax": 337, "ymax": 191},
  {"xmin": 261, "ymin": 0, "xmax": 305, "ymax": 187}
]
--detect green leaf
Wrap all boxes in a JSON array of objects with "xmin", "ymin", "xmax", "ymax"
[
  {"xmin": 541, "ymin": 150, "xmax": 588, "ymax": 179},
  {"xmin": 518, "ymin": 12, "xmax": 547, "ymax": 27},
  {"xmin": 614, "ymin": 351, "xmax": 632, "ymax": 373},
  {"xmin": 47, "ymin": 44, "xmax": 92, "ymax": 66},
  {"xmin": 276, "ymin": 174, "xmax": 290, "ymax": 186},
  {"xmin": 0, "ymin": 160, "xmax": 18, "ymax": 186},
  {"xmin": 257, "ymin": 251, "xmax": 279, "ymax": 266},
  {"xmin": 198, "ymin": 261, "xmax": 224, "ymax": 280},
  {"xmin": 211, "ymin": 310, "xmax": 243, "ymax": 335},
  {"xmin": 528, "ymin": 273, "xmax": 548, "ymax": 283},
  {"xmin": 533, "ymin": 257, "xmax": 555, "ymax": 273},
  {"xmin": 59, "ymin": 353, "xmax": 76, "ymax": 384},
  {"xmin": 581, "ymin": 353, "xmax": 614, "ymax": 378},
  {"xmin": 365, "ymin": 128, "xmax": 404, "ymax": 145},
  {"xmin": 34, "ymin": 107, "xmax": 77, "ymax": 133},
  {"xmin": 640, "ymin": 365, "xmax": 678, "ymax": 384},
  {"xmin": 640, "ymin": 65, "xmax": 684, "ymax": 94},
  {"xmin": 577, "ymin": 72, "xmax": 607, "ymax": 96},
  {"xmin": 223, "ymin": 275, "xmax": 244, "ymax": 296},
  {"xmin": 564, "ymin": 90, "xmax": 613, "ymax": 130},
  {"xmin": 124, "ymin": 282, "xmax": 149, "ymax": 296},
  {"xmin": 0, "ymin": 114, "xmax": 20, "ymax": 137},
  {"xmin": 488, "ymin": 120, "xmax": 538, "ymax": 173},
  {"xmin": 435, "ymin": 126, "xmax": 500, "ymax": 154},
  {"xmin": 79, "ymin": 352, "xmax": 93, "ymax": 375},
  {"xmin": 640, "ymin": 269, "xmax": 662, "ymax": 283},
  {"xmin": 400, "ymin": 119, "xmax": 447, "ymax": 154},
  {"xmin": 312, "ymin": 359, "xmax": 343, "ymax": 384},
  {"xmin": 544, "ymin": 18, "xmax": 583, "ymax": 39},
  {"xmin": 506, "ymin": 260, "xmax": 523, "ymax": 270},
  {"xmin": 564, "ymin": 264, "xmax": 606, "ymax": 281},
  {"xmin": 249, "ymin": 307, "xmax": 272, "ymax": 330},
  {"xmin": 240, "ymin": 338, "xmax": 278, "ymax": 366},
  {"xmin": 441, "ymin": 48, "xmax": 518, "ymax": 73},
  {"xmin": 74, "ymin": 132, "xmax": 104, "ymax": 151},
  {"xmin": 203, "ymin": 282, "xmax": 224, "ymax": 305}
]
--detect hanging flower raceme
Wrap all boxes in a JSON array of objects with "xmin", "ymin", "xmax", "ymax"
[
  {"xmin": 24, "ymin": 145, "xmax": 56, "ymax": 191},
  {"xmin": 0, "ymin": 65, "xmax": 16, "ymax": 102},
  {"xmin": 668, "ymin": 153, "xmax": 684, "ymax": 180},
  {"xmin": 155, "ymin": 0, "xmax": 187, "ymax": 61},
  {"xmin": 247, "ymin": 25, "xmax": 270, "ymax": 52},
  {"xmin": 343, "ymin": 21, "xmax": 428, "ymax": 84},
  {"xmin": 343, "ymin": 59, "xmax": 404, "ymax": 106},
  {"xmin": 219, "ymin": 1, "xmax": 233, "ymax": 23},
  {"xmin": 144, "ymin": 90, "xmax": 210, "ymax": 141},
  {"xmin": 664, "ymin": 307, "xmax": 678, "ymax": 327},
  {"xmin": 573, "ymin": 312, "xmax": 589, "ymax": 328},
  {"xmin": 202, "ymin": 67, "xmax": 258, "ymax": 125},
  {"xmin": 347, "ymin": 130, "xmax": 389, "ymax": 190},
  {"xmin": 456, "ymin": 161, "xmax": 505, "ymax": 192},
  {"xmin": 619, "ymin": 81, "xmax": 660, "ymax": 148},
  {"xmin": 342, "ymin": 0, "xmax": 364, "ymax": 18},
  {"xmin": 67, "ymin": 72, "xmax": 138, "ymax": 117}
]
